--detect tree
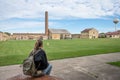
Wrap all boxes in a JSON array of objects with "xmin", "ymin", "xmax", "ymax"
[
  {"xmin": 99, "ymin": 33, "xmax": 106, "ymax": 38},
  {"xmin": 4, "ymin": 32, "xmax": 11, "ymax": 36}
]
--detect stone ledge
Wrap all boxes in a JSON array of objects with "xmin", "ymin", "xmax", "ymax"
[{"xmin": 7, "ymin": 74, "xmax": 63, "ymax": 80}]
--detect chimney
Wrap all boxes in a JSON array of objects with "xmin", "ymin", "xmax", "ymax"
[{"xmin": 45, "ymin": 11, "xmax": 48, "ymax": 36}]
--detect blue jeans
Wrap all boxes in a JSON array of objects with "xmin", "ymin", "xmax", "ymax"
[{"xmin": 42, "ymin": 64, "xmax": 52, "ymax": 75}]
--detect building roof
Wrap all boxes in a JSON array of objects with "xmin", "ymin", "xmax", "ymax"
[
  {"xmin": 49, "ymin": 29, "xmax": 70, "ymax": 34},
  {"xmin": 106, "ymin": 30, "xmax": 120, "ymax": 35},
  {"xmin": 13, "ymin": 33, "xmax": 44, "ymax": 35},
  {"xmin": 81, "ymin": 28, "xmax": 97, "ymax": 33}
]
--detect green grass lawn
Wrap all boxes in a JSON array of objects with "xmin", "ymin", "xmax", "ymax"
[
  {"xmin": 0, "ymin": 38, "xmax": 120, "ymax": 66},
  {"xmin": 108, "ymin": 61, "xmax": 120, "ymax": 67}
]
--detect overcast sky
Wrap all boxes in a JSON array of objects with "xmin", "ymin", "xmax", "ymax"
[{"xmin": 0, "ymin": 0, "xmax": 120, "ymax": 33}]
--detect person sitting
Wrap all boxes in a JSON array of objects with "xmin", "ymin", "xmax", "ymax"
[{"xmin": 29, "ymin": 38, "xmax": 52, "ymax": 76}]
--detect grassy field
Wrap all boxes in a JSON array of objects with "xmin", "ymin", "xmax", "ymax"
[
  {"xmin": 0, "ymin": 38, "xmax": 120, "ymax": 66},
  {"xmin": 108, "ymin": 61, "xmax": 120, "ymax": 67}
]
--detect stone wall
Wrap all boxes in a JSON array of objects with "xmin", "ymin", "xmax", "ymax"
[
  {"xmin": 0, "ymin": 32, "xmax": 10, "ymax": 41},
  {"xmin": 11, "ymin": 33, "xmax": 44, "ymax": 40}
]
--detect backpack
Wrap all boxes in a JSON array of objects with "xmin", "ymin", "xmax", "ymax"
[{"xmin": 22, "ymin": 50, "xmax": 41, "ymax": 76}]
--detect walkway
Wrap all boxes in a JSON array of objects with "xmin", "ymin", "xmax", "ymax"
[{"xmin": 0, "ymin": 52, "xmax": 120, "ymax": 80}]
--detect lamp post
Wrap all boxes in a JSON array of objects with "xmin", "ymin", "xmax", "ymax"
[{"xmin": 113, "ymin": 18, "xmax": 119, "ymax": 32}]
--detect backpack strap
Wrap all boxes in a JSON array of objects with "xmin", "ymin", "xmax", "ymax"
[
  {"xmin": 32, "ymin": 49, "xmax": 42, "ymax": 75},
  {"xmin": 32, "ymin": 49, "xmax": 41, "ymax": 55}
]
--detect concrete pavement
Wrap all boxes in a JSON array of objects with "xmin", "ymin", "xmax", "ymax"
[{"xmin": 0, "ymin": 52, "xmax": 120, "ymax": 80}]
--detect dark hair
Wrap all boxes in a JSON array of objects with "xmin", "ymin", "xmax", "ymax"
[{"xmin": 34, "ymin": 38, "xmax": 43, "ymax": 51}]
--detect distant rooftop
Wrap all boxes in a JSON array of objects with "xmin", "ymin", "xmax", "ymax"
[
  {"xmin": 13, "ymin": 33, "xmax": 44, "ymax": 35},
  {"xmin": 81, "ymin": 28, "xmax": 97, "ymax": 33},
  {"xmin": 49, "ymin": 29, "xmax": 70, "ymax": 34},
  {"xmin": 106, "ymin": 30, "xmax": 120, "ymax": 35}
]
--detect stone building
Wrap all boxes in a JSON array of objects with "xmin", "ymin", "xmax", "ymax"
[
  {"xmin": 12, "ymin": 33, "xmax": 45, "ymax": 40},
  {"xmin": 0, "ymin": 32, "xmax": 10, "ymax": 41},
  {"xmin": 0, "ymin": 32, "xmax": 2, "ymax": 41},
  {"xmin": 80, "ymin": 28, "xmax": 99, "ymax": 39},
  {"xmin": 45, "ymin": 12, "xmax": 72, "ymax": 40},
  {"xmin": 48, "ymin": 29, "xmax": 71, "ymax": 40},
  {"xmin": 106, "ymin": 30, "xmax": 120, "ymax": 38}
]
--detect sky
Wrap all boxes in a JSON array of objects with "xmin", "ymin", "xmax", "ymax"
[{"xmin": 0, "ymin": 0, "xmax": 120, "ymax": 34}]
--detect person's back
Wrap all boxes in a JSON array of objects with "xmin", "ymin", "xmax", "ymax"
[{"xmin": 34, "ymin": 48, "xmax": 48, "ymax": 70}]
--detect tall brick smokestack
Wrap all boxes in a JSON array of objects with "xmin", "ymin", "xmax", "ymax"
[{"xmin": 45, "ymin": 11, "xmax": 48, "ymax": 36}]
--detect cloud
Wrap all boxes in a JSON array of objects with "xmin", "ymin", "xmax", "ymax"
[
  {"xmin": 0, "ymin": 0, "xmax": 120, "ymax": 20},
  {"xmin": 0, "ymin": 0, "xmax": 120, "ymax": 33}
]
